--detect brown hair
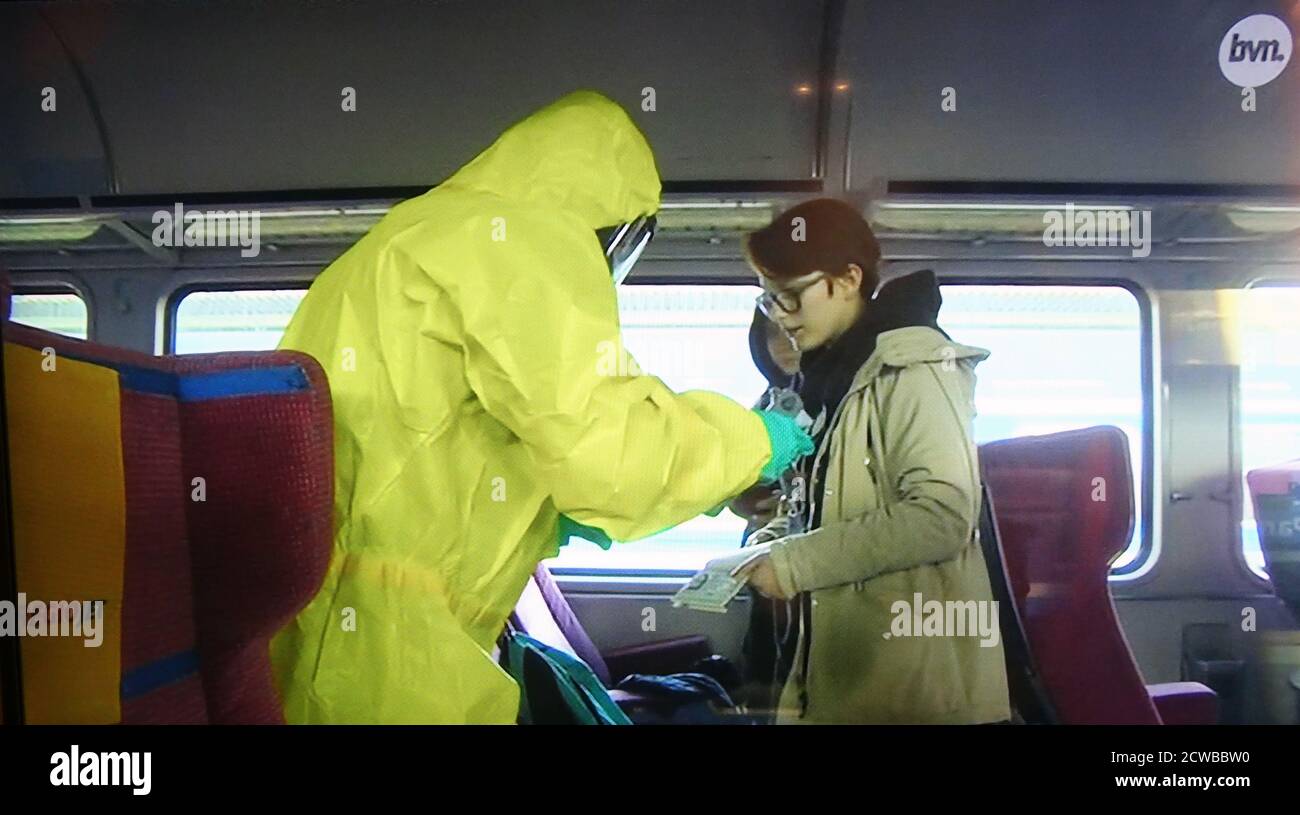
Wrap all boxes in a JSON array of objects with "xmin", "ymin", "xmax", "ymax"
[{"xmin": 743, "ymin": 198, "xmax": 881, "ymax": 299}]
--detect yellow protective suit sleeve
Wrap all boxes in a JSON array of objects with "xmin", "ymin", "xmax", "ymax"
[{"xmin": 433, "ymin": 212, "xmax": 772, "ymax": 542}]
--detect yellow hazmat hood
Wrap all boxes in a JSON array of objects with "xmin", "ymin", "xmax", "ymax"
[{"xmin": 444, "ymin": 90, "xmax": 661, "ymax": 230}]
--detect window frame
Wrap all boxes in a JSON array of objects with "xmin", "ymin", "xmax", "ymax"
[
  {"xmin": 160, "ymin": 275, "xmax": 1155, "ymax": 581},
  {"xmin": 164, "ymin": 280, "xmax": 310, "ymax": 355},
  {"xmin": 1235, "ymin": 277, "xmax": 1300, "ymax": 584},
  {"xmin": 939, "ymin": 276, "xmax": 1156, "ymax": 580},
  {"xmin": 547, "ymin": 278, "xmax": 772, "ymax": 577},
  {"xmin": 9, "ymin": 282, "xmax": 94, "ymax": 340}
]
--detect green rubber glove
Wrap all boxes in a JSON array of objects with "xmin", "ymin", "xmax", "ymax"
[
  {"xmin": 755, "ymin": 409, "xmax": 815, "ymax": 484},
  {"xmin": 557, "ymin": 514, "xmax": 614, "ymax": 550}
]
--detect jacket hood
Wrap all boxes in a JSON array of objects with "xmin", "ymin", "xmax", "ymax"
[
  {"xmin": 444, "ymin": 90, "xmax": 661, "ymax": 230},
  {"xmin": 749, "ymin": 308, "xmax": 797, "ymax": 388},
  {"xmin": 844, "ymin": 272, "xmax": 990, "ymax": 391},
  {"xmin": 872, "ymin": 326, "xmax": 989, "ymax": 368},
  {"xmin": 873, "ymin": 267, "xmax": 943, "ymax": 329},
  {"xmin": 865, "ymin": 269, "xmax": 989, "ymax": 369}
]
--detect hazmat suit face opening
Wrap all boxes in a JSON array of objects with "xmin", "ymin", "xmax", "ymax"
[{"xmin": 597, "ymin": 214, "xmax": 656, "ymax": 283}]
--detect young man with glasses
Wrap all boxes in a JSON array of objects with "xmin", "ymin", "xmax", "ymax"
[{"xmin": 734, "ymin": 197, "xmax": 1010, "ymax": 725}]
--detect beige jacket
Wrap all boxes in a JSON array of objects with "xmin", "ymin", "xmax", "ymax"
[{"xmin": 767, "ymin": 326, "xmax": 1011, "ymax": 724}]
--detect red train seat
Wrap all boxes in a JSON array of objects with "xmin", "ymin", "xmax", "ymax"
[
  {"xmin": 1, "ymin": 288, "xmax": 332, "ymax": 724},
  {"xmin": 1245, "ymin": 459, "xmax": 1300, "ymax": 617},
  {"xmin": 980, "ymin": 426, "xmax": 1217, "ymax": 725}
]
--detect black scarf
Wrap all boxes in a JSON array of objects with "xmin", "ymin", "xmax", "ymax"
[{"xmin": 799, "ymin": 269, "xmax": 947, "ymax": 425}]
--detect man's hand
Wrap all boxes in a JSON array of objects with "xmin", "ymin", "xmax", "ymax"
[
  {"xmin": 735, "ymin": 553, "xmax": 792, "ymax": 600},
  {"xmin": 729, "ymin": 483, "xmax": 782, "ymax": 525}
]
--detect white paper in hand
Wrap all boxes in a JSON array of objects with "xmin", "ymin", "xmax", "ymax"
[{"xmin": 671, "ymin": 543, "xmax": 772, "ymax": 613}]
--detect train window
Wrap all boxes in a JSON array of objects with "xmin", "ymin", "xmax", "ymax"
[
  {"xmin": 171, "ymin": 282, "xmax": 772, "ymax": 574},
  {"xmin": 549, "ymin": 284, "xmax": 768, "ymax": 574},
  {"xmin": 9, "ymin": 291, "xmax": 89, "ymax": 339},
  {"xmin": 944, "ymin": 285, "xmax": 1147, "ymax": 573},
  {"xmin": 1239, "ymin": 284, "xmax": 1300, "ymax": 579},
  {"xmin": 552, "ymin": 282, "xmax": 1149, "ymax": 575},
  {"xmin": 167, "ymin": 281, "xmax": 1148, "ymax": 576},
  {"xmin": 172, "ymin": 288, "xmax": 307, "ymax": 353}
]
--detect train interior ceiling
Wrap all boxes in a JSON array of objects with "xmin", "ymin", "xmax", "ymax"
[{"xmin": 3, "ymin": 0, "xmax": 1300, "ymax": 724}]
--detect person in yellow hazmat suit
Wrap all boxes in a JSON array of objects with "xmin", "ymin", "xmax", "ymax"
[{"xmin": 268, "ymin": 90, "xmax": 814, "ymax": 723}]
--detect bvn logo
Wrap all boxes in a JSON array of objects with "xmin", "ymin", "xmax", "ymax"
[
  {"xmin": 1220, "ymin": 15, "xmax": 1292, "ymax": 88},
  {"xmin": 1228, "ymin": 32, "xmax": 1286, "ymax": 63}
]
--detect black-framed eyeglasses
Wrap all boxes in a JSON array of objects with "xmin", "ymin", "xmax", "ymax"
[{"xmin": 756, "ymin": 272, "xmax": 828, "ymax": 318}]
